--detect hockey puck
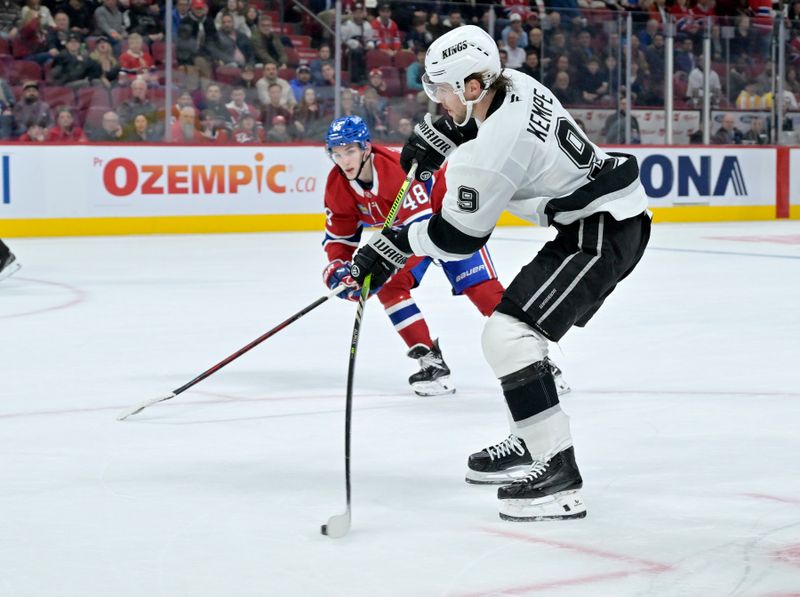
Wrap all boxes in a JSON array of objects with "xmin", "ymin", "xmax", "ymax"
[{"xmin": 320, "ymin": 524, "xmax": 328, "ymax": 536}]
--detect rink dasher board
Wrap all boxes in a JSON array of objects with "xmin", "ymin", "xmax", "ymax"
[{"xmin": 0, "ymin": 144, "xmax": 794, "ymax": 237}]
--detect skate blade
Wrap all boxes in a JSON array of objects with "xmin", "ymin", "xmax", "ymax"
[
  {"xmin": 465, "ymin": 465, "xmax": 531, "ymax": 485},
  {"xmin": 411, "ymin": 378, "xmax": 456, "ymax": 397},
  {"xmin": 498, "ymin": 490, "xmax": 586, "ymax": 521},
  {"xmin": 555, "ymin": 380, "xmax": 571, "ymax": 396},
  {"xmin": 0, "ymin": 262, "xmax": 21, "ymax": 282},
  {"xmin": 553, "ymin": 373, "xmax": 571, "ymax": 396}
]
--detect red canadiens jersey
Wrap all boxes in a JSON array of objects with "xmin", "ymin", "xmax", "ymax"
[{"xmin": 323, "ymin": 145, "xmax": 444, "ymax": 263}]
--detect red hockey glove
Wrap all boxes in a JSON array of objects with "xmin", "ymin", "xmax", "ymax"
[{"xmin": 322, "ymin": 259, "xmax": 360, "ymax": 302}]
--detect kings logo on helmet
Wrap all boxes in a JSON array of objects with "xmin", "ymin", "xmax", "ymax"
[{"xmin": 442, "ymin": 41, "xmax": 468, "ymax": 59}]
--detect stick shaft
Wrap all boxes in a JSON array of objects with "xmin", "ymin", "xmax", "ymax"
[
  {"xmin": 340, "ymin": 162, "xmax": 418, "ymax": 514},
  {"xmin": 119, "ymin": 283, "xmax": 348, "ymax": 420},
  {"xmin": 172, "ymin": 283, "xmax": 348, "ymax": 396}
]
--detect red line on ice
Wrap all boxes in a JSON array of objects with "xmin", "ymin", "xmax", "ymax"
[
  {"xmin": 452, "ymin": 569, "xmax": 644, "ymax": 596},
  {"xmin": 773, "ymin": 545, "xmax": 800, "ymax": 567},
  {"xmin": 1, "ymin": 387, "xmax": 796, "ymax": 419},
  {"xmin": 705, "ymin": 234, "xmax": 800, "ymax": 245},
  {"xmin": 743, "ymin": 493, "xmax": 800, "ymax": 506},
  {"xmin": 447, "ymin": 528, "xmax": 671, "ymax": 597},
  {"xmin": 0, "ymin": 391, "xmax": 411, "ymax": 419},
  {"xmin": 482, "ymin": 528, "xmax": 671, "ymax": 572},
  {"xmin": 0, "ymin": 277, "xmax": 87, "ymax": 319}
]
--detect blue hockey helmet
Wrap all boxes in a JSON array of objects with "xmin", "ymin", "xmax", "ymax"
[{"xmin": 325, "ymin": 115, "xmax": 371, "ymax": 151}]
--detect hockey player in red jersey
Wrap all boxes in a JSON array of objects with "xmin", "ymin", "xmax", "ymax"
[{"xmin": 322, "ymin": 115, "xmax": 507, "ymax": 397}]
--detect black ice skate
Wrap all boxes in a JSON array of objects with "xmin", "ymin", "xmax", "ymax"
[
  {"xmin": 497, "ymin": 446, "xmax": 586, "ymax": 521},
  {"xmin": 407, "ymin": 339, "xmax": 455, "ymax": 396},
  {"xmin": 465, "ymin": 434, "xmax": 533, "ymax": 485},
  {"xmin": 0, "ymin": 252, "xmax": 20, "ymax": 282},
  {"xmin": 544, "ymin": 357, "xmax": 571, "ymax": 396}
]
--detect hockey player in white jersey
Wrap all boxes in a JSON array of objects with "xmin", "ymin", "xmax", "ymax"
[{"xmin": 350, "ymin": 25, "xmax": 651, "ymax": 521}]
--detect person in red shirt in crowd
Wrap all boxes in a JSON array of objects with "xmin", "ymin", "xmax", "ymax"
[
  {"xmin": 171, "ymin": 90, "xmax": 197, "ymax": 124},
  {"xmin": 170, "ymin": 105, "xmax": 206, "ymax": 142},
  {"xmin": 322, "ymin": 115, "xmax": 508, "ymax": 396},
  {"xmin": 231, "ymin": 113, "xmax": 264, "ymax": 143},
  {"xmin": 358, "ymin": 68, "xmax": 389, "ymax": 98},
  {"xmin": 648, "ymin": 0, "xmax": 669, "ymax": 24},
  {"xmin": 265, "ymin": 113, "xmax": 291, "ymax": 141},
  {"xmin": 749, "ymin": 0, "xmax": 773, "ymax": 31},
  {"xmin": 502, "ymin": 0, "xmax": 529, "ymax": 18},
  {"xmin": 371, "ymin": 3, "xmax": 400, "ymax": 55},
  {"xmin": 690, "ymin": 0, "xmax": 716, "ymax": 19},
  {"xmin": 225, "ymin": 85, "xmax": 259, "ymax": 126},
  {"xmin": 669, "ymin": 0, "xmax": 699, "ymax": 35},
  {"xmin": 199, "ymin": 108, "xmax": 229, "ymax": 142},
  {"xmin": 18, "ymin": 118, "xmax": 49, "ymax": 142},
  {"xmin": 18, "ymin": 0, "xmax": 52, "ymax": 63},
  {"xmin": 119, "ymin": 32, "xmax": 154, "ymax": 78},
  {"xmin": 48, "ymin": 107, "xmax": 86, "ymax": 141}
]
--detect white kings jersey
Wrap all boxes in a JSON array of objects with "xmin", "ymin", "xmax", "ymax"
[{"xmin": 404, "ymin": 68, "xmax": 649, "ymax": 262}]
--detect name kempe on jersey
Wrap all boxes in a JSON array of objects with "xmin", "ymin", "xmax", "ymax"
[
  {"xmin": 323, "ymin": 144, "xmax": 443, "ymax": 263},
  {"xmin": 405, "ymin": 68, "xmax": 649, "ymax": 262}
]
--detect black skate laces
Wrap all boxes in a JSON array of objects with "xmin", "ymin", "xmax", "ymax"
[{"xmin": 485, "ymin": 435, "xmax": 526, "ymax": 461}]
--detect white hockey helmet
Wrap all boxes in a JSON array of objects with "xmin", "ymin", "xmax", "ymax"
[{"xmin": 423, "ymin": 25, "xmax": 502, "ymax": 125}]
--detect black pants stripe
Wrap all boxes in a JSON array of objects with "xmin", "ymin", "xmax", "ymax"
[{"xmin": 522, "ymin": 215, "xmax": 606, "ymax": 327}]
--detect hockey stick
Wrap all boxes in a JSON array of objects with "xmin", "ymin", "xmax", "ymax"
[
  {"xmin": 321, "ymin": 161, "xmax": 418, "ymax": 539},
  {"xmin": 117, "ymin": 282, "xmax": 352, "ymax": 421}
]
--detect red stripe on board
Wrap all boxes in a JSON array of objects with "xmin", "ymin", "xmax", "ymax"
[{"xmin": 777, "ymin": 146, "xmax": 790, "ymax": 219}]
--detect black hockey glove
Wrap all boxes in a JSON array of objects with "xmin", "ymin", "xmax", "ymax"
[
  {"xmin": 351, "ymin": 228, "xmax": 411, "ymax": 290},
  {"xmin": 400, "ymin": 114, "xmax": 464, "ymax": 182}
]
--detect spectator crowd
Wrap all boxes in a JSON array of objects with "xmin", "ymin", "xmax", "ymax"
[{"xmin": 0, "ymin": 0, "xmax": 797, "ymax": 144}]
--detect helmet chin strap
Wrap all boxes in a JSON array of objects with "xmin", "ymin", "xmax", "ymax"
[
  {"xmin": 454, "ymin": 88, "xmax": 489, "ymax": 126},
  {"xmin": 353, "ymin": 145, "xmax": 372, "ymax": 181}
]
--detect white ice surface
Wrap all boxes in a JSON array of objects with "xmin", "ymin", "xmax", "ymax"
[{"xmin": 1, "ymin": 221, "xmax": 799, "ymax": 597}]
